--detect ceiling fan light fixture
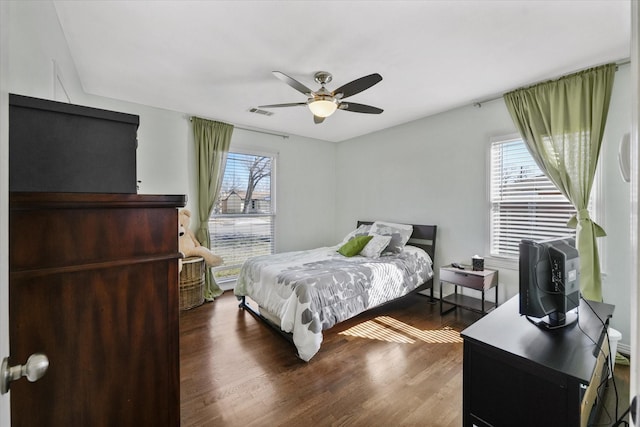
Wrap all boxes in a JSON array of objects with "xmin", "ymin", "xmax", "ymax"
[
  {"xmin": 263, "ymin": 71, "xmax": 383, "ymax": 121},
  {"xmin": 308, "ymin": 98, "xmax": 338, "ymax": 118}
]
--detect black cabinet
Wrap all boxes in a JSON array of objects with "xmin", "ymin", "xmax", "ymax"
[
  {"xmin": 461, "ymin": 296, "xmax": 614, "ymax": 427},
  {"xmin": 9, "ymin": 94, "xmax": 139, "ymax": 193}
]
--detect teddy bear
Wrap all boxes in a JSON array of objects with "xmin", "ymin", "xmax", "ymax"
[{"xmin": 178, "ymin": 209, "xmax": 223, "ymax": 267}]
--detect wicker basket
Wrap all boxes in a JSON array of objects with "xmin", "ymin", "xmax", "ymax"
[{"xmin": 179, "ymin": 256, "xmax": 205, "ymax": 310}]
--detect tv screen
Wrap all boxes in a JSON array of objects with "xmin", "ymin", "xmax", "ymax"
[{"xmin": 519, "ymin": 237, "xmax": 580, "ymax": 329}]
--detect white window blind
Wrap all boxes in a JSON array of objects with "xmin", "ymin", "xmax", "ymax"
[
  {"xmin": 209, "ymin": 151, "xmax": 275, "ymax": 281},
  {"xmin": 490, "ymin": 137, "xmax": 577, "ymax": 258}
]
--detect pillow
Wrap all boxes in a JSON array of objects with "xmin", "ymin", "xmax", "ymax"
[
  {"xmin": 369, "ymin": 221, "xmax": 413, "ymax": 254},
  {"xmin": 360, "ymin": 234, "xmax": 392, "ymax": 258},
  {"xmin": 338, "ymin": 235, "xmax": 373, "ymax": 257},
  {"xmin": 340, "ymin": 224, "xmax": 372, "ymax": 245}
]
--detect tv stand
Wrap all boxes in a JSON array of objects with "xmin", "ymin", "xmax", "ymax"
[{"xmin": 461, "ymin": 296, "xmax": 614, "ymax": 427}]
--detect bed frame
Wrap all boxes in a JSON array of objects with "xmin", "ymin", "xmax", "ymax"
[
  {"xmin": 238, "ymin": 221, "xmax": 438, "ymax": 346},
  {"xmin": 357, "ymin": 221, "xmax": 437, "ymax": 299}
]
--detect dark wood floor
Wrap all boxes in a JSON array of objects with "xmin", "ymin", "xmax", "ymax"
[{"xmin": 179, "ymin": 291, "xmax": 630, "ymax": 427}]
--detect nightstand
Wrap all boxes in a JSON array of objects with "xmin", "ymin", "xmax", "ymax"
[{"xmin": 440, "ymin": 265, "xmax": 498, "ymax": 316}]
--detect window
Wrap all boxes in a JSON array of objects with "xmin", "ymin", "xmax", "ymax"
[
  {"xmin": 490, "ymin": 136, "xmax": 581, "ymax": 258},
  {"xmin": 209, "ymin": 150, "xmax": 275, "ymax": 281}
]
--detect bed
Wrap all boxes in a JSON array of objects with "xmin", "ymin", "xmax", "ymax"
[{"xmin": 235, "ymin": 221, "xmax": 437, "ymax": 361}]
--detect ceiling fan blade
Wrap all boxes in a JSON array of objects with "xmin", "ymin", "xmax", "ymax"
[
  {"xmin": 332, "ymin": 73, "xmax": 382, "ymax": 99},
  {"xmin": 273, "ymin": 71, "xmax": 314, "ymax": 96},
  {"xmin": 258, "ymin": 102, "xmax": 307, "ymax": 108},
  {"xmin": 314, "ymin": 115, "xmax": 325, "ymax": 124},
  {"xmin": 339, "ymin": 102, "xmax": 383, "ymax": 114}
]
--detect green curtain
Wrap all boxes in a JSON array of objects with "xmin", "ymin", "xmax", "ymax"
[
  {"xmin": 503, "ymin": 63, "xmax": 615, "ymax": 301},
  {"xmin": 192, "ymin": 117, "xmax": 233, "ymax": 301}
]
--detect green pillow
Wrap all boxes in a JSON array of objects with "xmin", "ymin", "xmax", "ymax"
[{"xmin": 338, "ymin": 235, "xmax": 373, "ymax": 257}]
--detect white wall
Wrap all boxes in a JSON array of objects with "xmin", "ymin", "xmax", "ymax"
[
  {"xmin": 601, "ymin": 64, "xmax": 632, "ymax": 353},
  {"xmin": 227, "ymin": 129, "xmax": 337, "ymax": 252},
  {"xmin": 7, "ymin": 2, "xmax": 85, "ymax": 103},
  {"xmin": 336, "ymin": 66, "xmax": 633, "ymax": 348},
  {"xmin": 335, "ymin": 98, "xmax": 516, "ymax": 297}
]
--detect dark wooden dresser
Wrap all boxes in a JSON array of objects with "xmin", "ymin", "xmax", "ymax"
[{"xmin": 9, "ymin": 192, "xmax": 185, "ymax": 426}]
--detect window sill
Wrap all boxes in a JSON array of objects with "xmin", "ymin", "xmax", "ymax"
[
  {"xmin": 485, "ymin": 256, "xmax": 608, "ymax": 280},
  {"xmin": 485, "ymin": 256, "xmax": 518, "ymax": 271},
  {"xmin": 218, "ymin": 279, "xmax": 236, "ymax": 292}
]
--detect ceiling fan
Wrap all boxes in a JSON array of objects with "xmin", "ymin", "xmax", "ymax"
[{"xmin": 259, "ymin": 71, "xmax": 383, "ymax": 124}]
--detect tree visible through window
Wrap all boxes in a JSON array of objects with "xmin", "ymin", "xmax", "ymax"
[
  {"xmin": 490, "ymin": 136, "xmax": 578, "ymax": 258},
  {"xmin": 209, "ymin": 151, "xmax": 275, "ymax": 281}
]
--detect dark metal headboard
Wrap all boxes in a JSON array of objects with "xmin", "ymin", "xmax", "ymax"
[{"xmin": 356, "ymin": 221, "xmax": 437, "ymax": 264}]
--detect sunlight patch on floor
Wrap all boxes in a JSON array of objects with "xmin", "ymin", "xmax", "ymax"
[
  {"xmin": 339, "ymin": 316, "xmax": 463, "ymax": 344},
  {"xmin": 339, "ymin": 319, "xmax": 415, "ymax": 343}
]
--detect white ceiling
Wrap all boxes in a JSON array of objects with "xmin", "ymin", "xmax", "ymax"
[{"xmin": 53, "ymin": 1, "xmax": 630, "ymax": 143}]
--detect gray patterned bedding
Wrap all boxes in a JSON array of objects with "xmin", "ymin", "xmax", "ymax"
[{"xmin": 235, "ymin": 244, "xmax": 433, "ymax": 361}]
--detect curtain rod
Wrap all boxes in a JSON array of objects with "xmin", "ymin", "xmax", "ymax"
[
  {"xmin": 188, "ymin": 116, "xmax": 289, "ymax": 139},
  {"xmin": 235, "ymin": 125, "xmax": 289, "ymax": 139},
  {"xmin": 473, "ymin": 59, "xmax": 631, "ymax": 108}
]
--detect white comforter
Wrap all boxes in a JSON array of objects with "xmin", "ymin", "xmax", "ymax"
[{"xmin": 235, "ymin": 245, "xmax": 433, "ymax": 361}]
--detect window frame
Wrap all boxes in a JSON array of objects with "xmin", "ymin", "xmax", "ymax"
[
  {"xmin": 486, "ymin": 133, "xmax": 602, "ymax": 270},
  {"xmin": 209, "ymin": 146, "xmax": 277, "ymax": 282}
]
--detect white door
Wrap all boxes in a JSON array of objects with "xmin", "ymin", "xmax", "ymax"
[
  {"xmin": 631, "ymin": 1, "xmax": 640, "ymax": 418},
  {"xmin": 1, "ymin": 1, "xmax": 12, "ymax": 425}
]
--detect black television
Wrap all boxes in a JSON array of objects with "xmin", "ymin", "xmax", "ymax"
[{"xmin": 519, "ymin": 237, "xmax": 580, "ymax": 329}]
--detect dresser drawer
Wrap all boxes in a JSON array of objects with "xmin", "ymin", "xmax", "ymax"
[{"xmin": 440, "ymin": 267, "xmax": 497, "ymax": 291}]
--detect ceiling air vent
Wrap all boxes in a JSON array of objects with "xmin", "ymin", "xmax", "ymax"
[{"xmin": 249, "ymin": 107, "xmax": 274, "ymax": 116}]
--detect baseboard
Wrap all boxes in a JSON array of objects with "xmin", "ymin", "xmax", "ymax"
[{"xmin": 617, "ymin": 342, "xmax": 631, "ymax": 357}]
